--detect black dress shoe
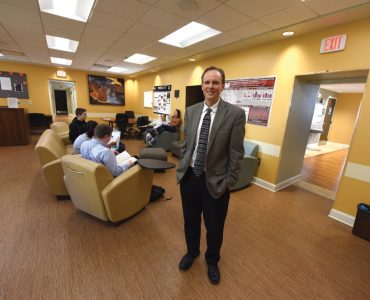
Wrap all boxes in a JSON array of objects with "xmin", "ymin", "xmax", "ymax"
[
  {"xmin": 207, "ymin": 264, "xmax": 220, "ymax": 284},
  {"xmin": 179, "ymin": 254, "xmax": 198, "ymax": 271}
]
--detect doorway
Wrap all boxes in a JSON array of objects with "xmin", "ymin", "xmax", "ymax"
[
  {"xmin": 48, "ymin": 80, "xmax": 77, "ymax": 117},
  {"xmin": 54, "ymin": 90, "xmax": 68, "ymax": 115},
  {"xmin": 320, "ymin": 97, "xmax": 336, "ymax": 143},
  {"xmin": 276, "ymin": 69, "xmax": 368, "ymax": 199}
]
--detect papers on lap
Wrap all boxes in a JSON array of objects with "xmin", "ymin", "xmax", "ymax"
[{"xmin": 116, "ymin": 151, "xmax": 137, "ymax": 165}]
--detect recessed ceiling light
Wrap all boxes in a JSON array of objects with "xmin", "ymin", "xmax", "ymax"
[
  {"xmin": 50, "ymin": 57, "xmax": 72, "ymax": 65},
  {"xmin": 124, "ymin": 54, "xmax": 156, "ymax": 65},
  {"xmin": 189, "ymin": 58, "xmax": 196, "ymax": 62},
  {"xmin": 107, "ymin": 66, "xmax": 128, "ymax": 73},
  {"xmin": 46, "ymin": 35, "xmax": 79, "ymax": 52},
  {"xmin": 0, "ymin": 53, "xmax": 4, "ymax": 57},
  {"xmin": 159, "ymin": 21, "xmax": 221, "ymax": 48},
  {"xmin": 282, "ymin": 31, "xmax": 295, "ymax": 37},
  {"xmin": 38, "ymin": 0, "xmax": 95, "ymax": 22}
]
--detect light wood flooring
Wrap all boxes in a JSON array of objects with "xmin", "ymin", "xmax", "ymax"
[
  {"xmin": 0, "ymin": 136, "xmax": 369, "ymax": 300},
  {"xmin": 301, "ymin": 149, "xmax": 348, "ymax": 192}
]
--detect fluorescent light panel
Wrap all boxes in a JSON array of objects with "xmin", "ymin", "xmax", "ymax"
[
  {"xmin": 50, "ymin": 57, "xmax": 72, "ymax": 65},
  {"xmin": 38, "ymin": 0, "xmax": 95, "ymax": 22},
  {"xmin": 0, "ymin": 53, "xmax": 4, "ymax": 57},
  {"xmin": 107, "ymin": 66, "xmax": 128, "ymax": 73},
  {"xmin": 159, "ymin": 21, "xmax": 221, "ymax": 48},
  {"xmin": 124, "ymin": 54, "xmax": 156, "ymax": 65},
  {"xmin": 46, "ymin": 35, "xmax": 79, "ymax": 52}
]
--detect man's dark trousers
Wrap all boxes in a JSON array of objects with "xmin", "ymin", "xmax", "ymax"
[{"xmin": 180, "ymin": 168, "xmax": 230, "ymax": 266}]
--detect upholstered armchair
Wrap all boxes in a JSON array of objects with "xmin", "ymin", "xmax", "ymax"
[
  {"xmin": 61, "ymin": 155, "xmax": 153, "ymax": 223},
  {"xmin": 35, "ymin": 129, "xmax": 73, "ymax": 199},
  {"xmin": 50, "ymin": 122, "xmax": 71, "ymax": 144},
  {"xmin": 152, "ymin": 131, "xmax": 179, "ymax": 151},
  {"xmin": 230, "ymin": 140, "xmax": 260, "ymax": 191}
]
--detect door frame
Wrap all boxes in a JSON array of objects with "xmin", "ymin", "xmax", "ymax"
[{"xmin": 48, "ymin": 80, "xmax": 77, "ymax": 117}]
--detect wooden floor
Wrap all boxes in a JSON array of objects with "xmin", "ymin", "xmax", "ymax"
[
  {"xmin": 301, "ymin": 149, "xmax": 348, "ymax": 192},
  {"xmin": 0, "ymin": 136, "xmax": 369, "ymax": 300}
]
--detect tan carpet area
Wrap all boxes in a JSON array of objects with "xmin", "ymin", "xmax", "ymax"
[{"xmin": 0, "ymin": 136, "xmax": 369, "ymax": 300}]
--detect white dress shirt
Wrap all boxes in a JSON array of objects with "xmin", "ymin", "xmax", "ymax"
[{"xmin": 190, "ymin": 99, "xmax": 220, "ymax": 167}]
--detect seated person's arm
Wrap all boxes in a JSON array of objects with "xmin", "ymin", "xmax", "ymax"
[{"xmin": 102, "ymin": 150, "xmax": 133, "ymax": 177}]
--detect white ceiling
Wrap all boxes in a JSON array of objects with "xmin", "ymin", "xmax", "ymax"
[
  {"xmin": 320, "ymin": 83, "xmax": 366, "ymax": 93},
  {"xmin": 1, "ymin": 0, "xmax": 370, "ymax": 77}
]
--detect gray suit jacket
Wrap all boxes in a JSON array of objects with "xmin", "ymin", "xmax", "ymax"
[{"xmin": 176, "ymin": 99, "xmax": 246, "ymax": 198}]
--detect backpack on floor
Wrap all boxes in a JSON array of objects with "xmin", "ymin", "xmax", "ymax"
[{"xmin": 150, "ymin": 185, "xmax": 171, "ymax": 202}]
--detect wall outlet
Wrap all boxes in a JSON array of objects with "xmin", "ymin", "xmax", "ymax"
[{"xmin": 28, "ymin": 100, "xmax": 32, "ymax": 104}]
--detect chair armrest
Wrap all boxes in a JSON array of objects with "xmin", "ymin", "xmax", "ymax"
[
  {"xmin": 57, "ymin": 132, "xmax": 71, "ymax": 145},
  {"xmin": 41, "ymin": 158, "xmax": 69, "ymax": 196},
  {"xmin": 101, "ymin": 165, "xmax": 154, "ymax": 222}
]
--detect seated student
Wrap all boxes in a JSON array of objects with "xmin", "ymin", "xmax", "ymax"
[
  {"xmin": 80, "ymin": 124, "xmax": 134, "ymax": 177},
  {"xmin": 72, "ymin": 121, "xmax": 98, "ymax": 155},
  {"xmin": 69, "ymin": 108, "xmax": 87, "ymax": 143},
  {"xmin": 146, "ymin": 110, "xmax": 181, "ymax": 146},
  {"xmin": 156, "ymin": 109, "xmax": 181, "ymax": 134},
  {"xmin": 145, "ymin": 114, "xmax": 167, "ymax": 145}
]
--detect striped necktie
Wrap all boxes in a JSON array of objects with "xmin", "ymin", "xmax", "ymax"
[{"xmin": 193, "ymin": 108, "xmax": 212, "ymax": 177}]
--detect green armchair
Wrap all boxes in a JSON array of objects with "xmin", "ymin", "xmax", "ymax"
[{"xmin": 230, "ymin": 140, "xmax": 260, "ymax": 191}]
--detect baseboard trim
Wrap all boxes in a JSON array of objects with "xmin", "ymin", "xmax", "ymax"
[
  {"xmin": 328, "ymin": 209, "xmax": 355, "ymax": 227},
  {"xmin": 252, "ymin": 174, "xmax": 301, "ymax": 192},
  {"xmin": 252, "ymin": 177, "xmax": 276, "ymax": 191}
]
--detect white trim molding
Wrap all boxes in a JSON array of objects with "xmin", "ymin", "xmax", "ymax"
[
  {"xmin": 88, "ymin": 112, "xmax": 117, "ymax": 118},
  {"xmin": 345, "ymin": 162, "xmax": 370, "ymax": 183},
  {"xmin": 252, "ymin": 174, "xmax": 301, "ymax": 192},
  {"xmin": 329, "ymin": 209, "xmax": 355, "ymax": 227},
  {"xmin": 247, "ymin": 139, "xmax": 281, "ymax": 158}
]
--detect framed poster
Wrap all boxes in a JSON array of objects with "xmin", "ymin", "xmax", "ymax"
[
  {"xmin": 222, "ymin": 77, "xmax": 276, "ymax": 126},
  {"xmin": 0, "ymin": 71, "xmax": 29, "ymax": 99},
  {"xmin": 88, "ymin": 75, "xmax": 125, "ymax": 106},
  {"xmin": 153, "ymin": 85, "xmax": 171, "ymax": 115}
]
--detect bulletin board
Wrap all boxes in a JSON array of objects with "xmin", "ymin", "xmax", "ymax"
[
  {"xmin": 0, "ymin": 71, "xmax": 29, "ymax": 99},
  {"xmin": 153, "ymin": 85, "xmax": 171, "ymax": 115},
  {"xmin": 221, "ymin": 77, "xmax": 276, "ymax": 126}
]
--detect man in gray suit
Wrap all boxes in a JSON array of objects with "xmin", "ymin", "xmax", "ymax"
[{"xmin": 176, "ymin": 66, "xmax": 246, "ymax": 284}]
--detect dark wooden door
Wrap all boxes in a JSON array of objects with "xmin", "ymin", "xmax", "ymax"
[
  {"xmin": 320, "ymin": 97, "xmax": 336, "ymax": 142},
  {"xmin": 54, "ymin": 90, "xmax": 68, "ymax": 115}
]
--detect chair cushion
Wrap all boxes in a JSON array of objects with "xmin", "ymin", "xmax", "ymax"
[{"xmin": 139, "ymin": 148, "xmax": 167, "ymax": 161}]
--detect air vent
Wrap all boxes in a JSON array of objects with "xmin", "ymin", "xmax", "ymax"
[
  {"xmin": 93, "ymin": 63, "xmax": 110, "ymax": 69},
  {"xmin": 0, "ymin": 49, "xmax": 25, "ymax": 56}
]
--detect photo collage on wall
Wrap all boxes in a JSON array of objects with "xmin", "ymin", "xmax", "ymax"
[
  {"xmin": 153, "ymin": 85, "xmax": 171, "ymax": 115},
  {"xmin": 222, "ymin": 77, "xmax": 276, "ymax": 126}
]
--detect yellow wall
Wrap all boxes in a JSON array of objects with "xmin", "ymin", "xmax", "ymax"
[
  {"xmin": 132, "ymin": 18, "xmax": 370, "ymax": 217},
  {"xmin": 329, "ymin": 93, "xmax": 362, "ymax": 145},
  {"xmin": 0, "ymin": 62, "xmax": 133, "ymax": 117},
  {"xmin": 2, "ymin": 17, "xmax": 370, "ymax": 217}
]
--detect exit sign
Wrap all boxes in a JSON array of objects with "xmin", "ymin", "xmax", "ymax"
[{"xmin": 320, "ymin": 34, "xmax": 347, "ymax": 53}]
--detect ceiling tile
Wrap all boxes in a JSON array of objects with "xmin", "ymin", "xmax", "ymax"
[
  {"xmin": 127, "ymin": 22, "xmax": 168, "ymax": 40},
  {"xmin": 303, "ymin": 0, "xmax": 370, "ymax": 15},
  {"xmin": 227, "ymin": 21, "xmax": 272, "ymax": 39},
  {"xmin": 205, "ymin": 33, "xmax": 241, "ymax": 47},
  {"xmin": 89, "ymin": 10, "xmax": 135, "ymax": 32},
  {"xmin": 196, "ymin": 4, "xmax": 253, "ymax": 32},
  {"xmin": 155, "ymin": 0, "xmax": 221, "ymax": 19},
  {"xmin": 260, "ymin": 4, "xmax": 318, "ymax": 29},
  {"xmin": 94, "ymin": 0, "xmax": 152, "ymax": 20},
  {"xmin": 0, "ymin": 0, "xmax": 38, "ymax": 10},
  {"xmin": 140, "ymin": 7, "xmax": 189, "ymax": 32},
  {"xmin": 113, "ymin": 34, "xmax": 152, "ymax": 50},
  {"xmin": 226, "ymin": 0, "xmax": 297, "ymax": 19},
  {"xmin": 41, "ymin": 13, "xmax": 85, "ymax": 40}
]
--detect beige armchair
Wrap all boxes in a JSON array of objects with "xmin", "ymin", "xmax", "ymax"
[
  {"xmin": 50, "ymin": 122, "xmax": 71, "ymax": 144},
  {"xmin": 61, "ymin": 155, "xmax": 153, "ymax": 223},
  {"xmin": 35, "ymin": 129, "xmax": 73, "ymax": 199}
]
